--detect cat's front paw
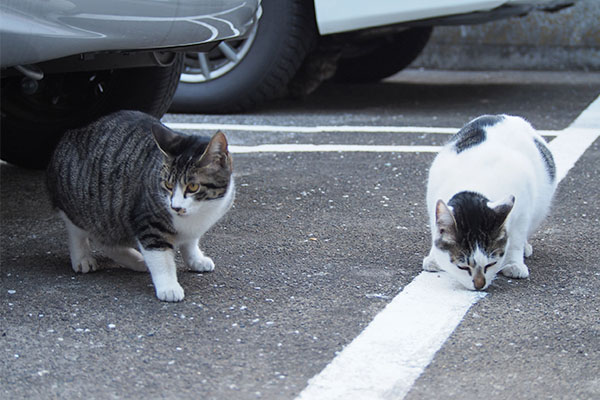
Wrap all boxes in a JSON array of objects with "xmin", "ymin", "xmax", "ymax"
[
  {"xmin": 422, "ymin": 255, "xmax": 441, "ymax": 272},
  {"xmin": 72, "ymin": 256, "xmax": 98, "ymax": 274},
  {"xmin": 187, "ymin": 256, "xmax": 215, "ymax": 273},
  {"xmin": 155, "ymin": 283, "xmax": 185, "ymax": 302},
  {"xmin": 501, "ymin": 262, "xmax": 529, "ymax": 279}
]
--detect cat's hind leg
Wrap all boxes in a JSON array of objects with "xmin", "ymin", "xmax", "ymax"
[
  {"xmin": 103, "ymin": 246, "xmax": 147, "ymax": 272},
  {"xmin": 180, "ymin": 239, "xmax": 215, "ymax": 272},
  {"xmin": 59, "ymin": 211, "xmax": 98, "ymax": 274},
  {"xmin": 422, "ymin": 248, "xmax": 441, "ymax": 272}
]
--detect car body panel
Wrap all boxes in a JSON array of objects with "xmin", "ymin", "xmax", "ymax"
[
  {"xmin": 0, "ymin": 0, "xmax": 261, "ymax": 67},
  {"xmin": 314, "ymin": 0, "xmax": 571, "ymax": 34}
]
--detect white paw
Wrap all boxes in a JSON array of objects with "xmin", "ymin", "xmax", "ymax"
[
  {"xmin": 187, "ymin": 256, "xmax": 215, "ymax": 272},
  {"xmin": 155, "ymin": 283, "xmax": 185, "ymax": 302},
  {"xmin": 422, "ymin": 255, "xmax": 441, "ymax": 272},
  {"xmin": 524, "ymin": 242, "xmax": 533, "ymax": 258},
  {"xmin": 72, "ymin": 256, "xmax": 98, "ymax": 274},
  {"xmin": 501, "ymin": 262, "xmax": 529, "ymax": 279}
]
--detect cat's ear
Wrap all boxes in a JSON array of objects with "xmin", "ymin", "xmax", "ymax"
[
  {"xmin": 435, "ymin": 199, "xmax": 458, "ymax": 240},
  {"xmin": 152, "ymin": 124, "xmax": 185, "ymax": 158},
  {"xmin": 488, "ymin": 195, "xmax": 515, "ymax": 224},
  {"xmin": 201, "ymin": 131, "xmax": 230, "ymax": 168}
]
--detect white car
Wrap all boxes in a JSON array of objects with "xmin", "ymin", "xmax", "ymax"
[{"xmin": 171, "ymin": 0, "xmax": 574, "ymax": 113}]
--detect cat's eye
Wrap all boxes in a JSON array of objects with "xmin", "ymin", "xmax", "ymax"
[
  {"xmin": 457, "ymin": 265, "xmax": 471, "ymax": 276},
  {"xmin": 164, "ymin": 181, "xmax": 174, "ymax": 191},
  {"xmin": 186, "ymin": 183, "xmax": 200, "ymax": 193},
  {"xmin": 484, "ymin": 262, "xmax": 497, "ymax": 272}
]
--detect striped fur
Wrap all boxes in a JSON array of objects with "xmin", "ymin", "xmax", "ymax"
[{"xmin": 47, "ymin": 110, "xmax": 234, "ymax": 301}]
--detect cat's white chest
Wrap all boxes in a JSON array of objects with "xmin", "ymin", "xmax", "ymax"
[{"xmin": 172, "ymin": 181, "xmax": 235, "ymax": 243}]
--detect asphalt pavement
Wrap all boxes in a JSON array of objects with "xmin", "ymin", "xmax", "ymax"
[{"xmin": 1, "ymin": 70, "xmax": 599, "ymax": 400}]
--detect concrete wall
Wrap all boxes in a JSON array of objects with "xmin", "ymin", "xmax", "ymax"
[{"xmin": 412, "ymin": 0, "xmax": 600, "ymax": 71}]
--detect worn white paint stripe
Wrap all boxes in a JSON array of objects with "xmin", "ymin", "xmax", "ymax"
[
  {"xmin": 165, "ymin": 122, "xmax": 560, "ymax": 136},
  {"xmin": 296, "ymin": 95, "xmax": 600, "ymax": 400},
  {"xmin": 165, "ymin": 122, "xmax": 460, "ymax": 134},
  {"xmin": 230, "ymin": 144, "xmax": 442, "ymax": 154},
  {"xmin": 297, "ymin": 272, "xmax": 485, "ymax": 400},
  {"xmin": 549, "ymin": 128, "xmax": 600, "ymax": 182},
  {"xmin": 568, "ymin": 95, "xmax": 600, "ymax": 129},
  {"xmin": 226, "ymin": 131, "xmax": 584, "ymax": 154},
  {"xmin": 548, "ymin": 95, "xmax": 600, "ymax": 182}
]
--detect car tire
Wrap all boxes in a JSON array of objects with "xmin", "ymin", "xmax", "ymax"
[
  {"xmin": 0, "ymin": 55, "xmax": 183, "ymax": 169},
  {"xmin": 170, "ymin": 0, "xmax": 317, "ymax": 114},
  {"xmin": 334, "ymin": 27, "xmax": 433, "ymax": 83}
]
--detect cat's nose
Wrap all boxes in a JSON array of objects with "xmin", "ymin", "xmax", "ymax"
[
  {"xmin": 171, "ymin": 206, "xmax": 186, "ymax": 215},
  {"xmin": 473, "ymin": 274, "xmax": 486, "ymax": 290}
]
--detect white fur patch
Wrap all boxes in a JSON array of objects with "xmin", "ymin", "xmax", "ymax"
[
  {"xmin": 171, "ymin": 176, "xmax": 235, "ymax": 243},
  {"xmin": 424, "ymin": 115, "xmax": 556, "ymax": 290}
]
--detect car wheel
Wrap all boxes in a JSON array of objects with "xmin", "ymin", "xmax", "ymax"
[
  {"xmin": 334, "ymin": 27, "xmax": 433, "ymax": 83},
  {"xmin": 0, "ymin": 55, "xmax": 183, "ymax": 169},
  {"xmin": 170, "ymin": 0, "xmax": 317, "ymax": 114}
]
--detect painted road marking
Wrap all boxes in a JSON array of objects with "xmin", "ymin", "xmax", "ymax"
[
  {"xmin": 549, "ymin": 128, "xmax": 600, "ymax": 182},
  {"xmin": 166, "ymin": 123, "xmax": 459, "ymax": 134},
  {"xmin": 165, "ymin": 122, "xmax": 559, "ymax": 137},
  {"xmin": 548, "ymin": 96, "xmax": 600, "ymax": 181},
  {"xmin": 297, "ymin": 273, "xmax": 485, "ymax": 400},
  {"xmin": 226, "ymin": 130, "xmax": 597, "ymax": 155},
  {"xmin": 166, "ymin": 123, "xmax": 566, "ymax": 156},
  {"xmin": 295, "ymin": 95, "xmax": 600, "ymax": 400},
  {"xmin": 229, "ymin": 144, "xmax": 442, "ymax": 154}
]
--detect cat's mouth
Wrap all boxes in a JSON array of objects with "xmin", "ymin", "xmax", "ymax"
[{"xmin": 171, "ymin": 208, "xmax": 188, "ymax": 216}]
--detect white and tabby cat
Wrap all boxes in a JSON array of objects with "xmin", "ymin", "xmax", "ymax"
[
  {"xmin": 47, "ymin": 110, "xmax": 234, "ymax": 302},
  {"xmin": 423, "ymin": 115, "xmax": 557, "ymax": 290}
]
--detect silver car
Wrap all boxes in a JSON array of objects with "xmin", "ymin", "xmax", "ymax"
[{"xmin": 0, "ymin": 0, "xmax": 261, "ymax": 168}]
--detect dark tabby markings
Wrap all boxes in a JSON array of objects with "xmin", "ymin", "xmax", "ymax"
[
  {"xmin": 202, "ymin": 182, "xmax": 222, "ymax": 190},
  {"xmin": 157, "ymin": 131, "xmax": 231, "ymax": 204},
  {"xmin": 147, "ymin": 220, "xmax": 174, "ymax": 234},
  {"xmin": 533, "ymin": 137, "xmax": 556, "ymax": 182},
  {"xmin": 452, "ymin": 115, "xmax": 505, "ymax": 154},
  {"xmin": 46, "ymin": 110, "xmax": 212, "ymax": 251},
  {"xmin": 437, "ymin": 191, "xmax": 509, "ymax": 259},
  {"xmin": 192, "ymin": 192, "xmax": 208, "ymax": 201}
]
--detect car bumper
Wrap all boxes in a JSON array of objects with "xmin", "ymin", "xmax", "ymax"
[{"xmin": 0, "ymin": 0, "xmax": 261, "ymax": 68}]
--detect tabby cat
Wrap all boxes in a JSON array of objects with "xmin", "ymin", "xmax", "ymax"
[
  {"xmin": 47, "ymin": 110, "xmax": 234, "ymax": 302},
  {"xmin": 422, "ymin": 115, "xmax": 557, "ymax": 290}
]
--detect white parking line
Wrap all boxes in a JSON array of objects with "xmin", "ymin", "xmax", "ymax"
[
  {"xmin": 230, "ymin": 144, "xmax": 442, "ymax": 153},
  {"xmin": 165, "ymin": 122, "xmax": 459, "ymax": 134},
  {"xmin": 548, "ymin": 95, "xmax": 600, "ymax": 181},
  {"xmin": 295, "ymin": 95, "xmax": 600, "ymax": 400},
  {"xmin": 165, "ymin": 122, "xmax": 559, "ymax": 137},
  {"xmin": 297, "ymin": 273, "xmax": 485, "ymax": 400}
]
